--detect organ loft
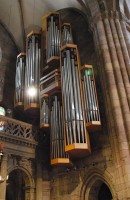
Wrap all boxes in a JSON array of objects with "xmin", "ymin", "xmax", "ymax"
[{"xmin": 0, "ymin": 0, "xmax": 130, "ymax": 200}]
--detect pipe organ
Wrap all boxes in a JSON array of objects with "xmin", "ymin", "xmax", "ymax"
[
  {"xmin": 41, "ymin": 12, "xmax": 71, "ymax": 166},
  {"xmin": 14, "ymin": 53, "xmax": 26, "ymax": 107},
  {"xmin": 24, "ymin": 31, "xmax": 41, "ymax": 111},
  {"xmin": 80, "ymin": 65, "xmax": 101, "ymax": 132},
  {"xmin": 14, "ymin": 12, "xmax": 101, "ymax": 166}
]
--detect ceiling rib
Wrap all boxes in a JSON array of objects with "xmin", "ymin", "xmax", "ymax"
[{"xmin": 18, "ymin": 0, "xmax": 26, "ymax": 51}]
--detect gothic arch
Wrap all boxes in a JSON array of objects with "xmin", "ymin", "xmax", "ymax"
[
  {"xmin": 8, "ymin": 165, "xmax": 35, "ymax": 188},
  {"xmin": 7, "ymin": 165, "xmax": 35, "ymax": 200},
  {"xmin": 80, "ymin": 168, "xmax": 117, "ymax": 200}
]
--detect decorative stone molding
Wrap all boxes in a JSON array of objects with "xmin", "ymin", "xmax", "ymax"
[{"xmin": 0, "ymin": 115, "xmax": 37, "ymax": 148}]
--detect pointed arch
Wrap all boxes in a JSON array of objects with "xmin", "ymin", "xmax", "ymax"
[{"xmin": 80, "ymin": 168, "xmax": 118, "ymax": 200}]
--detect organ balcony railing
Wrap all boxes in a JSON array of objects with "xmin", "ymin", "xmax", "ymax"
[
  {"xmin": 24, "ymin": 31, "xmax": 41, "ymax": 114},
  {"xmin": 14, "ymin": 52, "xmax": 26, "ymax": 108},
  {"xmin": 60, "ymin": 44, "xmax": 91, "ymax": 157},
  {"xmin": 0, "ymin": 115, "xmax": 37, "ymax": 147},
  {"xmin": 80, "ymin": 65, "xmax": 101, "ymax": 132}
]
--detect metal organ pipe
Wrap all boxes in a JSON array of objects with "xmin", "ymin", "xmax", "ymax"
[
  {"xmin": 61, "ymin": 23, "xmax": 73, "ymax": 46},
  {"xmin": 15, "ymin": 53, "xmax": 26, "ymax": 105},
  {"xmin": 61, "ymin": 47, "xmax": 87, "ymax": 146},
  {"xmin": 25, "ymin": 31, "xmax": 41, "ymax": 105},
  {"xmin": 40, "ymin": 94, "xmax": 50, "ymax": 126},
  {"xmin": 47, "ymin": 14, "xmax": 60, "ymax": 59},
  {"xmin": 81, "ymin": 66, "xmax": 100, "ymax": 123},
  {"xmin": 50, "ymin": 95, "xmax": 68, "ymax": 160}
]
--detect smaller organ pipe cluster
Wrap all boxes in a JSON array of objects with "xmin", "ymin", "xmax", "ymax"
[
  {"xmin": 25, "ymin": 31, "xmax": 41, "ymax": 105},
  {"xmin": 50, "ymin": 95, "xmax": 68, "ymax": 160},
  {"xmin": 15, "ymin": 53, "xmax": 26, "ymax": 105},
  {"xmin": 46, "ymin": 13, "xmax": 60, "ymax": 59},
  {"xmin": 80, "ymin": 65, "xmax": 100, "ymax": 123},
  {"xmin": 61, "ymin": 45, "xmax": 87, "ymax": 146},
  {"xmin": 61, "ymin": 23, "xmax": 73, "ymax": 46},
  {"xmin": 40, "ymin": 94, "xmax": 50, "ymax": 127}
]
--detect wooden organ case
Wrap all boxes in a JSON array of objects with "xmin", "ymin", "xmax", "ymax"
[{"xmin": 41, "ymin": 12, "xmax": 72, "ymax": 166}]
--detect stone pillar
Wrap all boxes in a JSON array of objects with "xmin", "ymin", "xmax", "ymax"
[
  {"xmin": 103, "ymin": 12, "xmax": 130, "ymax": 138},
  {"xmin": 42, "ymin": 170, "xmax": 50, "ymax": 200},
  {"xmin": 29, "ymin": 187, "xmax": 35, "ymax": 200},
  {"xmin": 115, "ymin": 13, "xmax": 130, "ymax": 78},
  {"xmin": 93, "ymin": 16, "xmax": 130, "ymax": 198},
  {"xmin": 109, "ymin": 12, "xmax": 130, "ymax": 108},
  {"xmin": 120, "ymin": 20, "xmax": 130, "ymax": 57},
  {"xmin": 36, "ymin": 161, "xmax": 43, "ymax": 200},
  {"xmin": 0, "ymin": 154, "xmax": 8, "ymax": 200},
  {"xmin": 42, "ymin": 180, "xmax": 50, "ymax": 200}
]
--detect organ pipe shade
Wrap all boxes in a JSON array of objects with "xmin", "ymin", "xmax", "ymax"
[
  {"xmin": 61, "ymin": 23, "xmax": 73, "ymax": 46},
  {"xmin": 61, "ymin": 44, "xmax": 91, "ymax": 157},
  {"xmin": 25, "ymin": 31, "xmax": 41, "ymax": 106},
  {"xmin": 50, "ymin": 95, "xmax": 70, "ymax": 164},
  {"xmin": 80, "ymin": 65, "xmax": 101, "ymax": 132},
  {"xmin": 15, "ymin": 53, "xmax": 26, "ymax": 106},
  {"xmin": 40, "ymin": 94, "xmax": 50, "ymax": 128}
]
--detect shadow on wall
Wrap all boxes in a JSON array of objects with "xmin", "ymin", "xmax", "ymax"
[
  {"xmin": 51, "ymin": 171, "xmax": 80, "ymax": 196},
  {"xmin": 0, "ymin": 23, "xmax": 18, "ymax": 111}
]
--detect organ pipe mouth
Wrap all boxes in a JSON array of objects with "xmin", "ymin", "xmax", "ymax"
[{"xmin": 27, "ymin": 87, "xmax": 37, "ymax": 97}]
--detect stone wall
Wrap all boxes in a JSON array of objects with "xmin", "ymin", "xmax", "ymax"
[{"xmin": 0, "ymin": 23, "xmax": 18, "ymax": 112}]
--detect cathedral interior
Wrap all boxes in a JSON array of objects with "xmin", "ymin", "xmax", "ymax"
[{"xmin": 0, "ymin": 0, "xmax": 130, "ymax": 199}]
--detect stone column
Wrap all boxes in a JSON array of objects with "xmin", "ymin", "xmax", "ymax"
[
  {"xmin": 109, "ymin": 12, "xmax": 130, "ymax": 108},
  {"xmin": 42, "ymin": 180, "xmax": 50, "ymax": 200},
  {"xmin": 115, "ymin": 13, "xmax": 130, "ymax": 78},
  {"xmin": 94, "ymin": 17, "xmax": 130, "ymax": 198},
  {"xmin": 42, "ymin": 170, "xmax": 50, "ymax": 200},
  {"xmin": 30, "ymin": 187, "xmax": 35, "ymax": 200},
  {"xmin": 36, "ymin": 161, "xmax": 43, "ymax": 200},
  {"xmin": 103, "ymin": 12, "xmax": 130, "ymax": 139},
  {"xmin": 0, "ymin": 154, "xmax": 8, "ymax": 200},
  {"xmin": 120, "ymin": 19, "xmax": 130, "ymax": 57}
]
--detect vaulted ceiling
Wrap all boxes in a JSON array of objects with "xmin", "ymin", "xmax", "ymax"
[
  {"xmin": 0, "ymin": 0, "xmax": 129, "ymax": 51},
  {"xmin": 0, "ymin": 0, "xmax": 83, "ymax": 51}
]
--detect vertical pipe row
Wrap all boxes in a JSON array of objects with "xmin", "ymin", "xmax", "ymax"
[
  {"xmin": 47, "ymin": 15, "xmax": 60, "ymax": 59},
  {"xmin": 40, "ymin": 95, "xmax": 50, "ymax": 125},
  {"xmin": 61, "ymin": 24, "xmax": 73, "ymax": 46},
  {"xmin": 50, "ymin": 95, "xmax": 68, "ymax": 159},
  {"xmin": 61, "ymin": 47, "xmax": 86, "ymax": 145},
  {"xmin": 25, "ymin": 33, "xmax": 41, "ymax": 105},
  {"xmin": 81, "ymin": 68, "xmax": 100, "ymax": 122},
  {"xmin": 15, "ymin": 54, "xmax": 26, "ymax": 104}
]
